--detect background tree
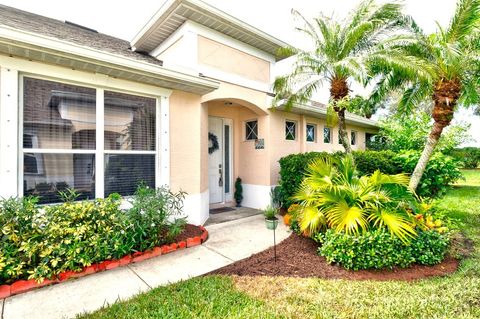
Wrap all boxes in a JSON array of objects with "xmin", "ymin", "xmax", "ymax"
[
  {"xmin": 370, "ymin": 0, "xmax": 480, "ymax": 190},
  {"xmin": 272, "ymin": 0, "xmax": 414, "ymax": 153}
]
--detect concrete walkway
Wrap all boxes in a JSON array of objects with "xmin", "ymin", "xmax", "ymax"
[{"xmin": 1, "ymin": 214, "xmax": 291, "ymax": 319}]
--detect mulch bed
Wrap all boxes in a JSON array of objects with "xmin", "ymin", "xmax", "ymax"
[
  {"xmin": 209, "ymin": 233, "xmax": 460, "ymax": 281},
  {"xmin": 174, "ymin": 224, "xmax": 204, "ymax": 242}
]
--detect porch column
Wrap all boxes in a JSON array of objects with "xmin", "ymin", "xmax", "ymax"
[{"xmin": 0, "ymin": 67, "xmax": 19, "ymax": 198}]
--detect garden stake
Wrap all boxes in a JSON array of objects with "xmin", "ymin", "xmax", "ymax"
[{"xmin": 273, "ymin": 225, "xmax": 277, "ymax": 262}]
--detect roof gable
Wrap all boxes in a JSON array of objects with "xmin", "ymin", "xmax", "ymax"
[{"xmin": 131, "ymin": 0, "xmax": 292, "ymax": 61}]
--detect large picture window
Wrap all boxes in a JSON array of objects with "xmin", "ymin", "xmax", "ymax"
[{"xmin": 22, "ymin": 77, "xmax": 158, "ymax": 203}]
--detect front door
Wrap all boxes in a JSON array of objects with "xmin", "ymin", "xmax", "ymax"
[{"xmin": 208, "ymin": 117, "xmax": 224, "ymax": 203}]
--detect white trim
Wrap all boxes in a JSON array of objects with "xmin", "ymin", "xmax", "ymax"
[
  {"xmin": 95, "ymin": 88, "xmax": 105, "ymax": 198},
  {"xmin": 241, "ymin": 184, "xmax": 272, "ymax": 210},
  {"xmin": 0, "ymin": 25, "xmax": 219, "ymax": 94},
  {"xmin": 131, "ymin": 0, "xmax": 291, "ymax": 60},
  {"xmin": 21, "ymin": 149, "xmax": 96, "ymax": 154},
  {"xmin": 103, "ymin": 150, "xmax": 157, "ymax": 155},
  {"xmin": 183, "ymin": 190, "xmax": 209, "ymax": 225},
  {"xmin": 159, "ymin": 96, "xmax": 170, "ymax": 187},
  {"xmin": 0, "ymin": 67, "xmax": 19, "ymax": 198},
  {"xmin": 0, "ymin": 56, "xmax": 172, "ymax": 98}
]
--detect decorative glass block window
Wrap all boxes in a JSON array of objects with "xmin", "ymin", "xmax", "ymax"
[
  {"xmin": 351, "ymin": 131, "xmax": 357, "ymax": 145},
  {"xmin": 23, "ymin": 77, "xmax": 96, "ymax": 204},
  {"xmin": 285, "ymin": 120, "xmax": 296, "ymax": 140},
  {"xmin": 306, "ymin": 124, "xmax": 316, "ymax": 142},
  {"xmin": 104, "ymin": 91, "xmax": 156, "ymax": 197},
  {"xmin": 338, "ymin": 129, "xmax": 342, "ymax": 144},
  {"xmin": 245, "ymin": 120, "xmax": 258, "ymax": 140},
  {"xmin": 323, "ymin": 127, "xmax": 331, "ymax": 143}
]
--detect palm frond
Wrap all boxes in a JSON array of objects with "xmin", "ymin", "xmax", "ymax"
[
  {"xmin": 368, "ymin": 209, "xmax": 417, "ymax": 242},
  {"xmin": 446, "ymin": 0, "xmax": 480, "ymax": 42}
]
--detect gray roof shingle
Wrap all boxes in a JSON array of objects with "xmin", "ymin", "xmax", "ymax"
[{"xmin": 0, "ymin": 4, "xmax": 163, "ymax": 66}]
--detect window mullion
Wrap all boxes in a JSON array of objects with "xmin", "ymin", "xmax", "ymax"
[{"xmin": 95, "ymin": 88, "xmax": 105, "ymax": 198}]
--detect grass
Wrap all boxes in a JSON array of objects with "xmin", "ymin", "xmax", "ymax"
[{"xmin": 80, "ymin": 170, "xmax": 480, "ymax": 319}]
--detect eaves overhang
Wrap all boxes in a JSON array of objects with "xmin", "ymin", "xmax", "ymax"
[
  {"xmin": 131, "ymin": 0, "xmax": 293, "ymax": 61},
  {"xmin": 0, "ymin": 25, "xmax": 220, "ymax": 95}
]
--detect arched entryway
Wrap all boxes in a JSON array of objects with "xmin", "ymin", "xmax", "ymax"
[{"xmin": 203, "ymin": 97, "xmax": 269, "ymax": 208}]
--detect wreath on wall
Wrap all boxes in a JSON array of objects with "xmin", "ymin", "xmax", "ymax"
[{"xmin": 208, "ymin": 132, "xmax": 220, "ymax": 154}]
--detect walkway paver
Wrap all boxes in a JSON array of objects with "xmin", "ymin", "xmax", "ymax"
[{"xmin": 1, "ymin": 213, "xmax": 291, "ymax": 319}]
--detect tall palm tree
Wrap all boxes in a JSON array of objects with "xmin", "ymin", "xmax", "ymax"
[
  {"xmin": 370, "ymin": 0, "xmax": 480, "ymax": 190},
  {"xmin": 272, "ymin": 0, "xmax": 414, "ymax": 153}
]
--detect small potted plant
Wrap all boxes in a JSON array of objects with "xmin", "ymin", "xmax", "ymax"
[
  {"xmin": 234, "ymin": 177, "xmax": 243, "ymax": 207},
  {"xmin": 263, "ymin": 205, "xmax": 278, "ymax": 230}
]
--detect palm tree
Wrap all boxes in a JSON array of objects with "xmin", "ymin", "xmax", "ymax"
[
  {"xmin": 293, "ymin": 155, "xmax": 418, "ymax": 241},
  {"xmin": 370, "ymin": 0, "xmax": 480, "ymax": 190},
  {"xmin": 272, "ymin": 0, "xmax": 414, "ymax": 153}
]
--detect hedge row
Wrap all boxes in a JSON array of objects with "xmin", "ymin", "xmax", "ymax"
[
  {"xmin": 448, "ymin": 147, "xmax": 480, "ymax": 169},
  {"xmin": 278, "ymin": 150, "xmax": 462, "ymax": 207}
]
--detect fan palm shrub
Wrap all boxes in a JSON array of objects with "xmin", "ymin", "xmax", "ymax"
[
  {"xmin": 293, "ymin": 155, "xmax": 418, "ymax": 242},
  {"xmin": 370, "ymin": 0, "xmax": 480, "ymax": 190},
  {"xmin": 272, "ymin": 0, "xmax": 417, "ymax": 153}
]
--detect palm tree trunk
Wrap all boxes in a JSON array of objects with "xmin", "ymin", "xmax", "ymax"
[
  {"xmin": 337, "ymin": 108, "xmax": 353, "ymax": 153},
  {"xmin": 408, "ymin": 121, "xmax": 444, "ymax": 190},
  {"xmin": 409, "ymin": 79, "xmax": 459, "ymax": 191},
  {"xmin": 330, "ymin": 77, "xmax": 352, "ymax": 154}
]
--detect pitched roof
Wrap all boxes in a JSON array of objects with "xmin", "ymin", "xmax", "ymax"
[
  {"xmin": 131, "ymin": 0, "xmax": 292, "ymax": 61},
  {"xmin": 0, "ymin": 4, "xmax": 163, "ymax": 67}
]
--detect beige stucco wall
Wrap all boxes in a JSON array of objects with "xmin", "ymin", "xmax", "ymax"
[
  {"xmin": 267, "ymin": 111, "xmax": 369, "ymax": 185},
  {"xmin": 198, "ymin": 36, "xmax": 270, "ymax": 83},
  {"xmin": 169, "ymin": 90, "xmax": 206, "ymax": 194}
]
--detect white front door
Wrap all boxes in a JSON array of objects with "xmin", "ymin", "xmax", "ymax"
[{"xmin": 208, "ymin": 117, "xmax": 224, "ymax": 203}]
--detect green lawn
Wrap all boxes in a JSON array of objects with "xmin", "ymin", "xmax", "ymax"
[{"xmin": 80, "ymin": 170, "xmax": 480, "ymax": 319}]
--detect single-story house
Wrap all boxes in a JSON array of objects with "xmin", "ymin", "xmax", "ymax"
[{"xmin": 0, "ymin": 0, "xmax": 378, "ymax": 224}]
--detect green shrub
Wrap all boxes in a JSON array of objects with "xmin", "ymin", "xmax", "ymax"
[
  {"xmin": 278, "ymin": 150, "xmax": 462, "ymax": 206},
  {"xmin": 0, "ymin": 186, "xmax": 187, "ymax": 284},
  {"xmin": 395, "ymin": 151, "xmax": 463, "ymax": 197},
  {"xmin": 449, "ymin": 147, "xmax": 480, "ymax": 169},
  {"xmin": 315, "ymin": 229, "xmax": 449, "ymax": 270},
  {"xmin": 353, "ymin": 150, "xmax": 399, "ymax": 175}
]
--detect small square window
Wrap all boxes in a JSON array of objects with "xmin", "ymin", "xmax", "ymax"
[
  {"xmin": 306, "ymin": 124, "xmax": 316, "ymax": 142},
  {"xmin": 245, "ymin": 120, "xmax": 258, "ymax": 140},
  {"xmin": 351, "ymin": 131, "xmax": 357, "ymax": 145},
  {"xmin": 323, "ymin": 127, "xmax": 331, "ymax": 143},
  {"xmin": 285, "ymin": 121, "xmax": 296, "ymax": 140}
]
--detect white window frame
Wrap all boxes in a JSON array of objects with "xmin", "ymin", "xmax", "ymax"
[
  {"xmin": 17, "ymin": 72, "xmax": 169, "ymax": 202},
  {"xmin": 351, "ymin": 131, "xmax": 357, "ymax": 146},
  {"xmin": 285, "ymin": 120, "xmax": 297, "ymax": 141},
  {"xmin": 306, "ymin": 123, "xmax": 316, "ymax": 143}
]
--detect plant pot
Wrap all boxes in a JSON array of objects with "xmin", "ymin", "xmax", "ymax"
[
  {"xmin": 265, "ymin": 217, "xmax": 279, "ymax": 230},
  {"xmin": 235, "ymin": 201, "xmax": 241, "ymax": 207}
]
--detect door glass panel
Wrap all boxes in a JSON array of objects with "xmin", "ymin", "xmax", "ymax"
[{"xmin": 224, "ymin": 125, "xmax": 230, "ymax": 194}]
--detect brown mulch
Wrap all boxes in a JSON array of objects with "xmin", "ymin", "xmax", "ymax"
[
  {"xmin": 209, "ymin": 233, "xmax": 460, "ymax": 281},
  {"xmin": 174, "ymin": 224, "xmax": 204, "ymax": 242}
]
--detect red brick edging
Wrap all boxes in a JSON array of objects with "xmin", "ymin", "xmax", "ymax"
[{"xmin": 0, "ymin": 226, "xmax": 209, "ymax": 299}]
